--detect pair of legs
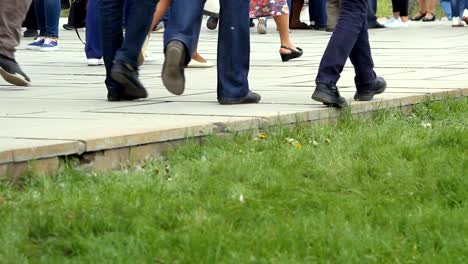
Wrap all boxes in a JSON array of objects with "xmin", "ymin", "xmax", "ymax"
[
  {"xmin": 0, "ymin": 0, "xmax": 32, "ymax": 86},
  {"xmin": 163, "ymin": 0, "xmax": 260, "ymax": 104},
  {"xmin": 33, "ymin": 0, "xmax": 60, "ymax": 39},
  {"xmin": 290, "ymin": 0, "xmax": 327, "ymax": 29},
  {"xmin": 100, "ymin": 0, "xmax": 157, "ymax": 101},
  {"xmin": 313, "ymin": 0, "xmax": 386, "ymax": 107},
  {"xmin": 451, "ymin": 0, "xmax": 467, "ymax": 26},
  {"xmin": 26, "ymin": 0, "xmax": 61, "ymax": 51},
  {"xmin": 412, "ymin": 0, "xmax": 437, "ymax": 21},
  {"xmin": 391, "ymin": 0, "xmax": 409, "ymax": 21}
]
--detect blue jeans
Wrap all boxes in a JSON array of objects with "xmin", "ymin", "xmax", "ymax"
[
  {"xmin": 309, "ymin": 0, "xmax": 328, "ymax": 27},
  {"xmin": 100, "ymin": 0, "xmax": 157, "ymax": 92},
  {"xmin": 440, "ymin": 0, "xmax": 452, "ymax": 19},
  {"xmin": 367, "ymin": 0, "xmax": 378, "ymax": 26},
  {"xmin": 85, "ymin": 0, "xmax": 102, "ymax": 59},
  {"xmin": 34, "ymin": 0, "xmax": 60, "ymax": 37},
  {"xmin": 451, "ymin": 0, "xmax": 466, "ymax": 17},
  {"xmin": 316, "ymin": 0, "xmax": 376, "ymax": 91},
  {"xmin": 165, "ymin": 0, "xmax": 251, "ymax": 99}
]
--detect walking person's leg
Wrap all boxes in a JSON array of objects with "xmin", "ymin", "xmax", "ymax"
[
  {"xmin": 86, "ymin": 0, "xmax": 103, "ymax": 65},
  {"xmin": 0, "ymin": 0, "xmax": 32, "ymax": 86},
  {"xmin": 162, "ymin": 0, "xmax": 205, "ymax": 95},
  {"xmin": 40, "ymin": 0, "xmax": 61, "ymax": 51},
  {"xmin": 110, "ymin": 0, "xmax": 157, "ymax": 99},
  {"xmin": 22, "ymin": 3, "xmax": 39, "ymax": 38},
  {"xmin": 217, "ymin": 0, "xmax": 260, "ymax": 104},
  {"xmin": 312, "ymin": 0, "xmax": 385, "ymax": 107}
]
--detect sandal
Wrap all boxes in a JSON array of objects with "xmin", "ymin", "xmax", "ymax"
[
  {"xmin": 280, "ymin": 46, "xmax": 303, "ymax": 62},
  {"xmin": 410, "ymin": 11, "xmax": 426, "ymax": 21},
  {"xmin": 289, "ymin": 22, "xmax": 313, "ymax": 30},
  {"xmin": 422, "ymin": 12, "xmax": 436, "ymax": 22}
]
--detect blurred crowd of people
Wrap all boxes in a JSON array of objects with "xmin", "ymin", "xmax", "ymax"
[{"xmin": 0, "ymin": 0, "xmax": 466, "ymax": 107}]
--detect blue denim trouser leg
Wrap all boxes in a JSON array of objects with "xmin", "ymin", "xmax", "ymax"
[
  {"xmin": 440, "ymin": 0, "xmax": 452, "ymax": 19},
  {"xmin": 451, "ymin": 0, "xmax": 466, "ymax": 17},
  {"xmin": 164, "ymin": 0, "xmax": 251, "ymax": 99},
  {"xmin": 367, "ymin": 0, "xmax": 378, "ymax": 26},
  {"xmin": 85, "ymin": 0, "xmax": 102, "ymax": 59},
  {"xmin": 309, "ymin": 0, "xmax": 328, "ymax": 27},
  {"xmin": 34, "ymin": 0, "xmax": 60, "ymax": 37},
  {"xmin": 316, "ymin": 0, "xmax": 376, "ymax": 91},
  {"xmin": 100, "ymin": 0, "xmax": 156, "ymax": 92}
]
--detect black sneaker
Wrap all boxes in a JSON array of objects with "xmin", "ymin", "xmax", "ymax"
[
  {"xmin": 311, "ymin": 83, "xmax": 348, "ymax": 108},
  {"xmin": 162, "ymin": 40, "xmax": 186, "ymax": 95},
  {"xmin": 23, "ymin": 28, "xmax": 38, "ymax": 38},
  {"xmin": 354, "ymin": 76, "xmax": 387, "ymax": 101},
  {"xmin": 110, "ymin": 61, "xmax": 148, "ymax": 99},
  {"xmin": 218, "ymin": 91, "xmax": 261, "ymax": 105},
  {"xmin": 0, "ymin": 54, "xmax": 31, "ymax": 86}
]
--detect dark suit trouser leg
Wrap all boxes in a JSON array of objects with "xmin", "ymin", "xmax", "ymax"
[
  {"xmin": 316, "ymin": 0, "xmax": 375, "ymax": 90},
  {"xmin": 217, "ymin": 0, "xmax": 250, "ymax": 99},
  {"xmin": 85, "ymin": 0, "xmax": 102, "ymax": 59},
  {"xmin": 163, "ymin": 0, "xmax": 205, "ymax": 64},
  {"xmin": 349, "ymin": 19, "xmax": 376, "ymax": 91}
]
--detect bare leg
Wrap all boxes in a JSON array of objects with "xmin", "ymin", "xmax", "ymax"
[{"xmin": 273, "ymin": 15, "xmax": 298, "ymax": 54}]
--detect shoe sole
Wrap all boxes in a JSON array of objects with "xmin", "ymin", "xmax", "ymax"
[
  {"xmin": 354, "ymin": 85, "xmax": 386, "ymax": 101},
  {"xmin": 312, "ymin": 90, "xmax": 347, "ymax": 108},
  {"xmin": 111, "ymin": 70, "xmax": 148, "ymax": 99},
  {"xmin": 0, "ymin": 68, "xmax": 30, "ymax": 87},
  {"xmin": 162, "ymin": 45, "xmax": 185, "ymax": 95},
  {"xmin": 26, "ymin": 45, "xmax": 42, "ymax": 51},
  {"xmin": 40, "ymin": 47, "xmax": 59, "ymax": 52}
]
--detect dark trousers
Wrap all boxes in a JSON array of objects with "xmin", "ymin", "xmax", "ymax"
[
  {"xmin": 164, "ymin": 0, "xmax": 251, "ymax": 99},
  {"xmin": 100, "ymin": 0, "xmax": 156, "ymax": 92},
  {"xmin": 367, "ymin": 0, "xmax": 378, "ymax": 26},
  {"xmin": 316, "ymin": 0, "xmax": 376, "ymax": 91},
  {"xmin": 309, "ymin": 0, "xmax": 328, "ymax": 27},
  {"xmin": 85, "ymin": 0, "xmax": 102, "ymax": 59},
  {"xmin": 391, "ymin": 0, "xmax": 409, "ymax": 16},
  {"xmin": 23, "ymin": 3, "xmax": 38, "ymax": 30}
]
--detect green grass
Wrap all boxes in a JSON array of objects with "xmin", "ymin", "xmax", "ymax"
[{"xmin": 0, "ymin": 98, "xmax": 467, "ymax": 263}]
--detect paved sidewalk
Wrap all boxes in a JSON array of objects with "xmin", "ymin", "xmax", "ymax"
[{"xmin": 1, "ymin": 20, "xmax": 467, "ymax": 174}]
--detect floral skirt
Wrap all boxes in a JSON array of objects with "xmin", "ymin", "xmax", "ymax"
[{"xmin": 250, "ymin": 0, "xmax": 289, "ymax": 18}]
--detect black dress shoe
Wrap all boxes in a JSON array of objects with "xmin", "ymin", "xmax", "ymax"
[
  {"xmin": 369, "ymin": 22, "xmax": 385, "ymax": 29},
  {"xmin": 110, "ymin": 61, "xmax": 148, "ymax": 99},
  {"xmin": 218, "ymin": 91, "xmax": 261, "ymax": 105},
  {"xmin": 63, "ymin": 23, "xmax": 74, "ymax": 30},
  {"xmin": 311, "ymin": 83, "xmax": 347, "ymax": 108},
  {"xmin": 23, "ymin": 28, "xmax": 38, "ymax": 38},
  {"xmin": 0, "ymin": 54, "xmax": 31, "ymax": 86},
  {"xmin": 354, "ymin": 76, "xmax": 387, "ymax": 101},
  {"xmin": 162, "ymin": 40, "xmax": 186, "ymax": 95},
  {"xmin": 107, "ymin": 92, "xmax": 142, "ymax": 102}
]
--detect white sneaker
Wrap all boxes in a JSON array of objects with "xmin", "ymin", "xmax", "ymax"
[
  {"xmin": 87, "ymin": 58, "xmax": 104, "ymax": 66},
  {"xmin": 463, "ymin": 9, "xmax": 468, "ymax": 24},
  {"xmin": 452, "ymin": 17, "xmax": 464, "ymax": 27},
  {"xmin": 384, "ymin": 16, "xmax": 398, "ymax": 27},
  {"xmin": 385, "ymin": 17, "xmax": 409, "ymax": 28},
  {"xmin": 187, "ymin": 59, "xmax": 214, "ymax": 68},
  {"xmin": 257, "ymin": 18, "xmax": 267, "ymax": 34}
]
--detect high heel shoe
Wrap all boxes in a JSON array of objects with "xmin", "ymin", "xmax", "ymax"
[
  {"xmin": 422, "ymin": 12, "xmax": 436, "ymax": 22},
  {"xmin": 410, "ymin": 12, "xmax": 426, "ymax": 21},
  {"xmin": 280, "ymin": 46, "xmax": 303, "ymax": 62}
]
